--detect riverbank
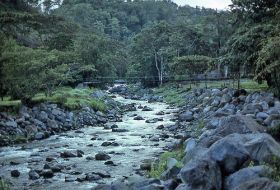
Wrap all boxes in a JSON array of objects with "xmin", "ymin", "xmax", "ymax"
[
  {"xmin": 0, "ymin": 85, "xmax": 181, "ymax": 190},
  {"xmin": 1, "ymin": 84, "xmax": 280, "ymax": 190},
  {"xmin": 94, "ymin": 85, "xmax": 280, "ymax": 190}
]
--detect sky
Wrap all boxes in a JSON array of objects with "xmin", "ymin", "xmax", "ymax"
[{"xmin": 173, "ymin": 0, "xmax": 232, "ymax": 9}]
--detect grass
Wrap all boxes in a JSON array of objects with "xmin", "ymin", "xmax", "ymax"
[
  {"xmin": 0, "ymin": 87, "xmax": 107, "ymax": 112},
  {"xmin": 148, "ymin": 147, "xmax": 184, "ymax": 178},
  {"xmin": 154, "ymin": 84, "xmax": 190, "ymax": 106},
  {"xmin": 154, "ymin": 79, "xmax": 268, "ymax": 106},
  {"xmin": 0, "ymin": 179, "xmax": 10, "ymax": 190}
]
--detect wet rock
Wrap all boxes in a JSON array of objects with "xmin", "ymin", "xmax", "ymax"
[
  {"xmin": 140, "ymin": 163, "xmax": 152, "ymax": 171},
  {"xmin": 51, "ymin": 164, "xmax": 63, "ymax": 173},
  {"xmin": 101, "ymin": 142, "xmax": 112, "ymax": 146},
  {"xmin": 34, "ymin": 132, "xmax": 45, "ymax": 140},
  {"xmin": 145, "ymin": 118, "xmax": 158, "ymax": 123},
  {"xmin": 60, "ymin": 151, "xmax": 77, "ymax": 158},
  {"xmin": 142, "ymin": 106, "xmax": 153, "ymax": 111},
  {"xmin": 104, "ymin": 161, "xmax": 116, "ymax": 166},
  {"xmin": 86, "ymin": 173, "xmax": 102, "ymax": 181},
  {"xmin": 77, "ymin": 150, "xmax": 84, "ymax": 157},
  {"xmin": 180, "ymin": 157, "xmax": 222, "ymax": 190},
  {"xmin": 86, "ymin": 156, "xmax": 95, "ymax": 160},
  {"xmin": 29, "ymin": 170, "xmax": 40, "ymax": 180},
  {"xmin": 92, "ymin": 170, "xmax": 111, "ymax": 178},
  {"xmin": 134, "ymin": 116, "xmax": 145, "ymax": 120},
  {"xmin": 112, "ymin": 128, "xmax": 129, "ymax": 132},
  {"xmin": 46, "ymin": 157, "xmax": 55, "ymax": 162},
  {"xmin": 11, "ymin": 170, "xmax": 20, "ymax": 177},
  {"xmin": 40, "ymin": 170, "xmax": 54, "ymax": 178},
  {"xmin": 65, "ymin": 176, "xmax": 76, "ymax": 182},
  {"xmin": 155, "ymin": 111, "xmax": 165, "ymax": 116},
  {"xmin": 76, "ymin": 174, "xmax": 87, "ymax": 182},
  {"xmin": 156, "ymin": 125, "xmax": 164, "ymax": 129},
  {"xmin": 95, "ymin": 152, "xmax": 111, "ymax": 161}
]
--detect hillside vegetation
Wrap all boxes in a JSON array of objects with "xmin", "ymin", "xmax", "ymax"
[{"xmin": 0, "ymin": 0, "xmax": 279, "ymax": 105}]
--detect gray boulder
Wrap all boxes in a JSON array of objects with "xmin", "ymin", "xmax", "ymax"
[
  {"xmin": 179, "ymin": 111, "xmax": 194, "ymax": 122},
  {"xmin": 180, "ymin": 157, "xmax": 222, "ymax": 190},
  {"xmin": 232, "ymin": 177, "xmax": 280, "ymax": 190},
  {"xmin": 208, "ymin": 136, "xmax": 250, "ymax": 174},
  {"xmin": 225, "ymin": 166, "xmax": 272, "ymax": 190}
]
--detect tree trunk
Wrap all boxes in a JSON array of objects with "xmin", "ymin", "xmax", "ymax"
[
  {"xmin": 160, "ymin": 55, "xmax": 163, "ymax": 86},
  {"xmin": 154, "ymin": 52, "xmax": 161, "ymax": 86}
]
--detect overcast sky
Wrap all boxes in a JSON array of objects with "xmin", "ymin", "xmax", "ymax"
[{"xmin": 173, "ymin": 0, "xmax": 232, "ymax": 9}]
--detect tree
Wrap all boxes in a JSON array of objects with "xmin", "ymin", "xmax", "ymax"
[{"xmin": 171, "ymin": 55, "xmax": 214, "ymax": 80}]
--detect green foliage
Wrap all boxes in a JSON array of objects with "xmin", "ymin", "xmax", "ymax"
[
  {"xmin": 0, "ymin": 178, "xmax": 10, "ymax": 190},
  {"xmin": 255, "ymin": 35, "xmax": 280, "ymax": 96},
  {"xmin": 154, "ymin": 84, "xmax": 189, "ymax": 106},
  {"xmin": 171, "ymin": 55, "xmax": 214, "ymax": 79},
  {"xmin": 148, "ymin": 147, "xmax": 184, "ymax": 178},
  {"xmin": 0, "ymin": 38, "xmax": 77, "ymax": 103},
  {"xmin": 32, "ymin": 87, "xmax": 107, "ymax": 112}
]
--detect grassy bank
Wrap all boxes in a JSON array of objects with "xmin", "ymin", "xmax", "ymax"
[
  {"xmin": 0, "ymin": 87, "xmax": 106, "ymax": 113},
  {"xmin": 154, "ymin": 79, "xmax": 269, "ymax": 106}
]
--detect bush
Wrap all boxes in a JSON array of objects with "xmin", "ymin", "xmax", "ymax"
[{"xmin": 148, "ymin": 147, "xmax": 184, "ymax": 178}]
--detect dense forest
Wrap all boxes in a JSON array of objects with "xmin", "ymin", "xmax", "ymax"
[{"xmin": 0, "ymin": 0, "xmax": 279, "ymax": 103}]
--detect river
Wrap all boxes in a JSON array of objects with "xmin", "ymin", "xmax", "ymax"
[{"xmin": 0, "ymin": 95, "xmax": 178, "ymax": 190}]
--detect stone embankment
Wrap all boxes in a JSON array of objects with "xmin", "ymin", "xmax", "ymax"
[{"xmin": 96, "ymin": 87, "xmax": 280, "ymax": 190}]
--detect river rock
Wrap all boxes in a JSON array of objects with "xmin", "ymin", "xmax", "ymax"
[
  {"xmin": 29, "ymin": 170, "xmax": 40, "ymax": 180},
  {"xmin": 34, "ymin": 132, "xmax": 45, "ymax": 140},
  {"xmin": 180, "ymin": 157, "xmax": 222, "ymax": 190},
  {"xmin": 208, "ymin": 135, "xmax": 250, "ymax": 174},
  {"xmin": 95, "ymin": 152, "xmax": 111, "ymax": 160},
  {"xmin": 198, "ymin": 115, "xmax": 265, "ymax": 148},
  {"xmin": 40, "ymin": 169, "xmax": 54, "ymax": 178},
  {"xmin": 179, "ymin": 111, "xmax": 193, "ymax": 122},
  {"xmin": 232, "ymin": 177, "xmax": 280, "ymax": 190},
  {"xmin": 142, "ymin": 106, "xmax": 153, "ymax": 111},
  {"xmin": 160, "ymin": 166, "xmax": 180, "ymax": 180},
  {"xmin": 184, "ymin": 138, "xmax": 196, "ymax": 153},
  {"xmin": 225, "ymin": 166, "xmax": 272, "ymax": 190},
  {"xmin": 134, "ymin": 116, "xmax": 145, "ymax": 120},
  {"xmin": 60, "ymin": 151, "xmax": 77, "ymax": 158},
  {"xmin": 167, "ymin": 158, "xmax": 178, "ymax": 169},
  {"xmin": 11, "ymin": 170, "xmax": 20, "ymax": 177},
  {"xmin": 112, "ymin": 128, "xmax": 129, "ymax": 132},
  {"xmin": 146, "ymin": 118, "xmax": 158, "ymax": 123}
]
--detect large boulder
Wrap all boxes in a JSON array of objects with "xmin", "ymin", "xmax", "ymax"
[
  {"xmin": 198, "ymin": 115, "xmax": 265, "ymax": 148},
  {"xmin": 208, "ymin": 136, "xmax": 250, "ymax": 174},
  {"xmin": 180, "ymin": 157, "xmax": 222, "ymax": 190},
  {"xmin": 225, "ymin": 166, "xmax": 272, "ymax": 190},
  {"xmin": 232, "ymin": 177, "xmax": 280, "ymax": 190},
  {"xmin": 210, "ymin": 133, "xmax": 280, "ymax": 163}
]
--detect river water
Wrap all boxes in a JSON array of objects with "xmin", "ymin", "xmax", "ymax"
[{"xmin": 0, "ymin": 95, "xmax": 177, "ymax": 190}]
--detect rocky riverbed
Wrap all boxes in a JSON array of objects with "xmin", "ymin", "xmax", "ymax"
[
  {"xmin": 2, "ymin": 85, "xmax": 280, "ymax": 190},
  {"xmin": 0, "ymin": 92, "xmax": 180, "ymax": 190}
]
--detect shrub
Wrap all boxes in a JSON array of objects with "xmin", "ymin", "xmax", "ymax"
[{"xmin": 148, "ymin": 147, "xmax": 184, "ymax": 178}]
